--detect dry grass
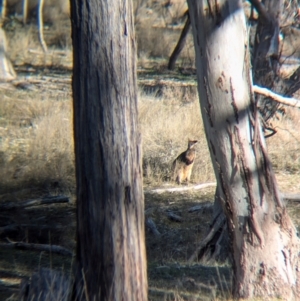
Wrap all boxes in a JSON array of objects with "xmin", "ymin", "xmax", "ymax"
[
  {"xmin": 136, "ymin": 22, "xmax": 195, "ymax": 66},
  {"xmin": 267, "ymin": 108, "xmax": 300, "ymax": 173},
  {"xmin": 1, "ymin": 76, "xmax": 299, "ymax": 196},
  {"xmin": 139, "ymin": 86, "xmax": 214, "ymax": 186},
  {"xmin": 134, "ymin": 0, "xmax": 195, "ymax": 65},
  {"xmin": 0, "ymin": 89, "xmax": 74, "ymax": 197},
  {"xmin": 6, "ymin": 23, "xmax": 72, "ymax": 67},
  {"xmin": 0, "ymin": 20, "xmax": 299, "ymax": 197},
  {"xmin": 134, "ymin": 0, "xmax": 187, "ymax": 28}
]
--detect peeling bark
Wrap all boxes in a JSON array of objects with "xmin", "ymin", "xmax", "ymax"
[{"xmin": 187, "ymin": 0, "xmax": 300, "ymax": 299}]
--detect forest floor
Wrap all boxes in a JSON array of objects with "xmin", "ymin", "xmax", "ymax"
[{"xmin": 0, "ymin": 57, "xmax": 300, "ymax": 301}]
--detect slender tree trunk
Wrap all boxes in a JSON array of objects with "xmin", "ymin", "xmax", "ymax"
[
  {"xmin": 70, "ymin": 1, "xmax": 148, "ymax": 300},
  {"xmin": 187, "ymin": 0, "xmax": 300, "ymax": 299},
  {"xmin": 0, "ymin": 0, "xmax": 6, "ymax": 19},
  {"xmin": 168, "ymin": 12, "xmax": 191, "ymax": 70},
  {"xmin": 38, "ymin": 0, "xmax": 47, "ymax": 52},
  {"xmin": 23, "ymin": 0, "xmax": 28, "ymax": 24}
]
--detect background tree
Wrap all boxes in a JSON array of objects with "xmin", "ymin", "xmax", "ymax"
[
  {"xmin": 70, "ymin": 0, "xmax": 148, "ymax": 300},
  {"xmin": 187, "ymin": 0, "xmax": 300, "ymax": 299},
  {"xmin": 0, "ymin": 0, "xmax": 16, "ymax": 81},
  {"xmin": 252, "ymin": 0, "xmax": 300, "ymax": 121}
]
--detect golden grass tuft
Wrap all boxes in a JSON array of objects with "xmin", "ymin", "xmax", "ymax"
[
  {"xmin": 1, "ymin": 0, "xmax": 300, "ymax": 193},
  {"xmin": 6, "ymin": 25, "xmax": 38, "ymax": 64},
  {"xmin": 2, "ymin": 77, "xmax": 298, "ymax": 194},
  {"xmin": 267, "ymin": 107, "xmax": 300, "ymax": 174},
  {"xmin": 136, "ymin": 23, "xmax": 195, "ymax": 64},
  {"xmin": 0, "ymin": 92, "xmax": 74, "ymax": 196}
]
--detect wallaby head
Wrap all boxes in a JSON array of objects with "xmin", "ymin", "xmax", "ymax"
[{"xmin": 187, "ymin": 139, "xmax": 198, "ymax": 149}]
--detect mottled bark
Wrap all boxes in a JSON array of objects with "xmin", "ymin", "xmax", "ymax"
[
  {"xmin": 187, "ymin": 0, "xmax": 300, "ymax": 299},
  {"xmin": 70, "ymin": 1, "xmax": 147, "ymax": 300}
]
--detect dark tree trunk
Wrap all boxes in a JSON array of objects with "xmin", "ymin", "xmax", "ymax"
[
  {"xmin": 70, "ymin": 1, "xmax": 148, "ymax": 300},
  {"xmin": 187, "ymin": 0, "xmax": 300, "ymax": 299},
  {"xmin": 252, "ymin": 0, "xmax": 300, "ymax": 120},
  {"xmin": 252, "ymin": 0, "xmax": 283, "ymax": 121},
  {"xmin": 252, "ymin": 0, "xmax": 282, "ymax": 79},
  {"xmin": 168, "ymin": 12, "xmax": 191, "ymax": 70}
]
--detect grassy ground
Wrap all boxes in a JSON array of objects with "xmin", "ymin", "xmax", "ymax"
[{"xmin": 0, "ymin": 2, "xmax": 300, "ymax": 300}]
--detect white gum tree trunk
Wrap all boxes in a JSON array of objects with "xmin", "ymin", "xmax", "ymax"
[{"xmin": 187, "ymin": 0, "xmax": 300, "ymax": 299}]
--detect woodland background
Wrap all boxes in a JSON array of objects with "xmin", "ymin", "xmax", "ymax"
[{"xmin": 0, "ymin": 0, "xmax": 300, "ymax": 300}]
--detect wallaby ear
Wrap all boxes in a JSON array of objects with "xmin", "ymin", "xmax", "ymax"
[{"xmin": 190, "ymin": 140, "xmax": 198, "ymax": 147}]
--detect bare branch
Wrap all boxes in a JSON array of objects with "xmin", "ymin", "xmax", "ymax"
[
  {"xmin": 168, "ymin": 13, "xmax": 191, "ymax": 70},
  {"xmin": 253, "ymin": 85, "xmax": 300, "ymax": 107}
]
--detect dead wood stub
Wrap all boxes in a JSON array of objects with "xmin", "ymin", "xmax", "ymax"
[
  {"xmin": 167, "ymin": 211, "xmax": 183, "ymax": 222},
  {"xmin": 146, "ymin": 218, "xmax": 161, "ymax": 236}
]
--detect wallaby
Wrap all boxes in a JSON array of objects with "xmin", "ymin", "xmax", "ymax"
[{"xmin": 172, "ymin": 139, "xmax": 198, "ymax": 184}]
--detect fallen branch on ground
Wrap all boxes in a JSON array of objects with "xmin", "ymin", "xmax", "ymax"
[
  {"xmin": 188, "ymin": 202, "xmax": 213, "ymax": 213},
  {"xmin": 146, "ymin": 183, "xmax": 216, "ymax": 194},
  {"xmin": 167, "ymin": 212, "xmax": 183, "ymax": 222},
  {"xmin": 0, "ymin": 241, "xmax": 73, "ymax": 256},
  {"xmin": 0, "ymin": 195, "xmax": 69, "ymax": 210},
  {"xmin": 282, "ymin": 193, "xmax": 300, "ymax": 202},
  {"xmin": 0, "ymin": 224, "xmax": 19, "ymax": 235},
  {"xmin": 0, "ymin": 224, "xmax": 65, "ymax": 236},
  {"xmin": 253, "ymin": 85, "xmax": 300, "ymax": 107}
]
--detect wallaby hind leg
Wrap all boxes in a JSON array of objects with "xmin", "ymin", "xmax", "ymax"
[
  {"xmin": 175, "ymin": 174, "xmax": 181, "ymax": 185},
  {"xmin": 186, "ymin": 169, "xmax": 192, "ymax": 184}
]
